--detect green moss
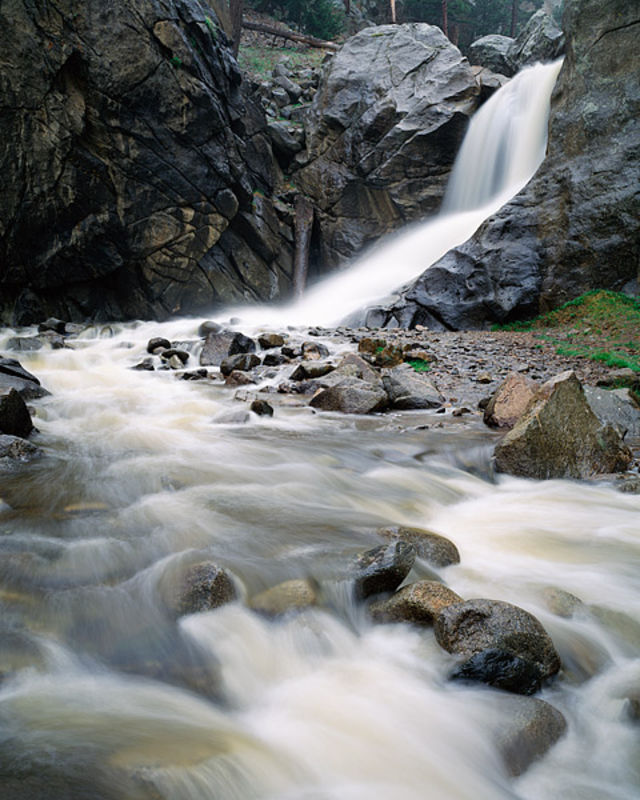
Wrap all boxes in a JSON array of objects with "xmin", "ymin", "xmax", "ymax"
[
  {"xmin": 170, "ymin": 55, "xmax": 182, "ymax": 68},
  {"xmin": 406, "ymin": 358, "xmax": 431, "ymax": 373}
]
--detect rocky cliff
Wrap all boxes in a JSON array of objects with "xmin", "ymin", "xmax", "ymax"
[
  {"xmin": 0, "ymin": 0, "xmax": 294, "ymax": 324},
  {"xmin": 369, "ymin": 0, "xmax": 640, "ymax": 330}
]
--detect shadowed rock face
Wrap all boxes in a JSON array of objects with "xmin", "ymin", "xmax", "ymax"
[
  {"xmin": 369, "ymin": 0, "xmax": 640, "ymax": 330},
  {"xmin": 0, "ymin": 0, "xmax": 293, "ymax": 324}
]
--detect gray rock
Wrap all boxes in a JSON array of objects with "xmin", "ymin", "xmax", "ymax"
[
  {"xmin": 494, "ymin": 371, "xmax": 633, "ymax": 479},
  {"xmin": 250, "ymin": 578, "xmax": 318, "ymax": 616},
  {"xmin": 0, "ymin": 434, "xmax": 42, "ymax": 462},
  {"xmin": 296, "ymin": 23, "xmax": 479, "ymax": 270},
  {"xmin": 0, "ymin": 389, "xmax": 33, "ymax": 438},
  {"xmin": 492, "ymin": 695, "xmax": 567, "ymax": 776},
  {"xmin": 309, "ymin": 380, "xmax": 388, "ymax": 414},
  {"xmin": 200, "ymin": 331, "xmax": 235, "ymax": 366},
  {"xmin": 290, "ymin": 361, "xmax": 335, "ymax": 381},
  {"xmin": 220, "ymin": 353, "xmax": 260, "ymax": 376},
  {"xmin": 172, "ymin": 562, "xmax": 237, "ymax": 615},
  {"xmin": 381, "ymin": 364, "xmax": 444, "ymax": 410},
  {"xmin": 370, "ymin": 580, "xmax": 462, "ymax": 625},
  {"xmin": 228, "ymin": 332, "xmax": 256, "ymax": 356},
  {"xmin": 349, "ymin": 541, "xmax": 416, "ymax": 600},
  {"xmin": 258, "ymin": 332, "xmax": 286, "ymax": 349},
  {"xmin": 584, "ymin": 385, "xmax": 640, "ymax": 440},
  {"xmin": 435, "ymin": 598, "xmax": 561, "ymax": 695},
  {"xmin": 469, "ymin": 34, "xmax": 516, "ymax": 77},
  {"xmin": 377, "ymin": 525, "xmax": 460, "ymax": 567},
  {"xmin": 483, "ymin": 373, "xmax": 539, "ymax": 429},
  {"xmin": 147, "ymin": 337, "xmax": 171, "ymax": 354},
  {"xmin": 198, "ymin": 320, "xmax": 223, "ymax": 337},
  {"xmin": 508, "ymin": 10, "xmax": 565, "ymax": 71}
]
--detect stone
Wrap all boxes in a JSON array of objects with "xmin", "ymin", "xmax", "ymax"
[
  {"xmin": 250, "ymin": 399, "xmax": 274, "ymax": 417},
  {"xmin": 483, "ymin": 373, "xmax": 539, "ymax": 429},
  {"xmin": 290, "ymin": 361, "xmax": 335, "ymax": 381},
  {"xmin": 197, "ymin": 320, "xmax": 223, "ymax": 337},
  {"xmin": 378, "ymin": 525, "xmax": 460, "ymax": 567},
  {"xmin": 435, "ymin": 598, "xmax": 561, "ymax": 695},
  {"xmin": 469, "ymin": 34, "xmax": 516, "ymax": 77},
  {"xmin": 267, "ymin": 121, "xmax": 304, "ymax": 162},
  {"xmin": 301, "ymin": 341, "xmax": 330, "ymax": 360},
  {"xmin": 220, "ymin": 353, "xmax": 260, "ymax": 376},
  {"xmin": 364, "ymin": 0, "xmax": 638, "ymax": 330},
  {"xmin": 159, "ymin": 348, "xmax": 189, "ymax": 365},
  {"xmin": 258, "ymin": 332, "xmax": 286, "ymax": 349},
  {"xmin": 263, "ymin": 352, "xmax": 289, "ymax": 367},
  {"xmin": 173, "ymin": 562, "xmax": 237, "ymax": 616},
  {"xmin": 321, "ymin": 353, "xmax": 382, "ymax": 386},
  {"xmin": 250, "ymin": 579, "xmax": 318, "ymax": 616},
  {"xmin": 349, "ymin": 541, "xmax": 416, "ymax": 600},
  {"xmin": 38, "ymin": 317, "xmax": 67, "ymax": 334},
  {"xmin": 131, "ymin": 357, "xmax": 155, "ymax": 371},
  {"xmin": 5, "ymin": 336, "xmax": 43, "ymax": 352},
  {"xmin": 146, "ymin": 337, "xmax": 170, "ymax": 354},
  {"xmin": 596, "ymin": 369, "xmax": 640, "ymax": 392},
  {"xmin": 309, "ymin": 380, "xmax": 388, "ymax": 414},
  {"xmin": 296, "ymin": 23, "xmax": 479, "ymax": 270},
  {"xmin": 228, "ymin": 332, "xmax": 257, "ymax": 356},
  {"xmin": 370, "ymin": 580, "xmax": 462, "ymax": 625},
  {"xmin": 494, "ymin": 371, "xmax": 633, "ymax": 479},
  {"xmin": 0, "ymin": 434, "xmax": 42, "ymax": 462},
  {"xmin": 0, "ymin": 389, "xmax": 33, "ymax": 438},
  {"xmin": 200, "ymin": 331, "xmax": 235, "ymax": 366},
  {"xmin": 0, "ymin": 0, "xmax": 294, "ymax": 324},
  {"xmin": 492, "ymin": 695, "xmax": 567, "ymax": 777},
  {"xmin": 508, "ymin": 10, "xmax": 565, "ymax": 72},
  {"xmin": 381, "ymin": 364, "xmax": 444, "ymax": 410},
  {"xmin": 583, "ymin": 385, "xmax": 640, "ymax": 440}
]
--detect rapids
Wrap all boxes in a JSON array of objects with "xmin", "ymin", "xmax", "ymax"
[{"xmin": 0, "ymin": 59, "xmax": 638, "ymax": 800}]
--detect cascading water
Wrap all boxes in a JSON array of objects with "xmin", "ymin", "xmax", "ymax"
[
  {"xmin": 0, "ymin": 58, "xmax": 638, "ymax": 800},
  {"xmin": 224, "ymin": 59, "xmax": 563, "ymax": 329}
]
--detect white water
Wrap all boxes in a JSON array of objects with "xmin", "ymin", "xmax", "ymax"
[
  {"xmin": 0, "ymin": 58, "xmax": 638, "ymax": 800},
  {"xmin": 223, "ymin": 59, "xmax": 563, "ymax": 329}
]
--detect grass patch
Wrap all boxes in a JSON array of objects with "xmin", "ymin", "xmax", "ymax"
[
  {"xmin": 406, "ymin": 358, "xmax": 431, "ymax": 373},
  {"xmin": 238, "ymin": 44, "xmax": 325, "ymax": 81},
  {"xmin": 494, "ymin": 290, "xmax": 640, "ymax": 372}
]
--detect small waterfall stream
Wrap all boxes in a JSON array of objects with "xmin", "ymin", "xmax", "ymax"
[{"xmin": 0, "ymin": 59, "xmax": 638, "ymax": 800}]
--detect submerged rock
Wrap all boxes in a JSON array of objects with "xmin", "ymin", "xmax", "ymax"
[
  {"xmin": 435, "ymin": 598, "xmax": 561, "ymax": 695},
  {"xmin": 250, "ymin": 579, "xmax": 318, "ymax": 616},
  {"xmin": 0, "ymin": 434, "xmax": 42, "ymax": 462},
  {"xmin": 378, "ymin": 526, "xmax": 460, "ymax": 567},
  {"xmin": 172, "ymin": 562, "xmax": 237, "ymax": 616},
  {"xmin": 494, "ymin": 371, "xmax": 632, "ymax": 479}
]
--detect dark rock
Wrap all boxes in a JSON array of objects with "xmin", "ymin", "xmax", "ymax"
[
  {"xmin": 250, "ymin": 578, "xmax": 318, "ymax": 616},
  {"xmin": 0, "ymin": 389, "xmax": 33, "ymax": 438},
  {"xmin": 290, "ymin": 361, "xmax": 335, "ymax": 381},
  {"xmin": 147, "ymin": 337, "xmax": 171, "ymax": 354},
  {"xmin": 370, "ymin": 580, "xmax": 462, "ymax": 625},
  {"xmin": 0, "ymin": 0, "xmax": 294, "ymax": 323},
  {"xmin": 225, "ymin": 370, "xmax": 256, "ymax": 386},
  {"xmin": 377, "ymin": 525, "xmax": 460, "ymax": 567},
  {"xmin": 297, "ymin": 23, "xmax": 479, "ymax": 270},
  {"xmin": 492, "ymin": 695, "xmax": 567, "ymax": 776},
  {"xmin": 435, "ymin": 598, "xmax": 561, "ymax": 695},
  {"xmin": 267, "ymin": 120, "xmax": 304, "ymax": 161},
  {"xmin": 179, "ymin": 368, "xmax": 208, "ymax": 380},
  {"xmin": 220, "ymin": 353, "xmax": 260, "ymax": 376},
  {"xmin": 250, "ymin": 399, "xmax": 273, "ymax": 417},
  {"xmin": 38, "ymin": 317, "xmax": 67, "ymax": 334},
  {"xmin": 321, "ymin": 353, "xmax": 381, "ymax": 386},
  {"xmin": 309, "ymin": 380, "xmax": 388, "ymax": 414},
  {"xmin": 200, "ymin": 331, "xmax": 235, "ymax": 366},
  {"xmin": 198, "ymin": 320, "xmax": 223, "ymax": 337},
  {"xmin": 281, "ymin": 345, "xmax": 302, "ymax": 359},
  {"xmin": 173, "ymin": 562, "xmax": 237, "ymax": 615},
  {"xmin": 263, "ymin": 352, "xmax": 289, "ymax": 366},
  {"xmin": 349, "ymin": 541, "xmax": 416, "ymax": 600},
  {"xmin": 302, "ymin": 341, "xmax": 330, "ymax": 360},
  {"xmin": 5, "ymin": 336, "xmax": 44, "ymax": 352},
  {"xmin": 483, "ymin": 373, "xmax": 539, "ymax": 429},
  {"xmin": 469, "ymin": 34, "xmax": 516, "ymax": 77},
  {"xmin": 381, "ymin": 364, "xmax": 443, "ymax": 410},
  {"xmin": 159, "ymin": 348, "xmax": 189, "ymax": 364},
  {"xmin": 0, "ymin": 433, "xmax": 42, "ymax": 461},
  {"xmin": 0, "ymin": 357, "xmax": 42, "ymax": 387},
  {"xmin": 494, "ymin": 371, "xmax": 633, "ymax": 479},
  {"xmin": 228, "ymin": 332, "xmax": 257, "ymax": 356},
  {"xmin": 258, "ymin": 332, "xmax": 286, "ymax": 349},
  {"xmin": 0, "ymin": 372, "xmax": 49, "ymax": 400},
  {"xmin": 131, "ymin": 357, "xmax": 155, "ymax": 371}
]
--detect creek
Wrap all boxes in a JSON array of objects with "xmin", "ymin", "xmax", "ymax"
[{"xmin": 0, "ymin": 61, "xmax": 638, "ymax": 800}]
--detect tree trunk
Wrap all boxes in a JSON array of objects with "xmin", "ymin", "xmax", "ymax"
[
  {"xmin": 442, "ymin": 0, "xmax": 448, "ymax": 39},
  {"xmin": 293, "ymin": 196, "xmax": 314, "ymax": 298},
  {"xmin": 390, "ymin": 0, "xmax": 396, "ymax": 24},
  {"xmin": 510, "ymin": 0, "xmax": 518, "ymax": 37},
  {"xmin": 344, "ymin": 0, "xmax": 350, "ymax": 13},
  {"xmin": 241, "ymin": 20, "xmax": 340, "ymax": 51},
  {"xmin": 229, "ymin": 0, "xmax": 244, "ymax": 58}
]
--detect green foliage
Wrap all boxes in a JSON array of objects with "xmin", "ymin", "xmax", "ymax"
[
  {"xmin": 249, "ymin": 0, "xmax": 346, "ymax": 39},
  {"xmin": 170, "ymin": 55, "xmax": 182, "ymax": 68},
  {"xmin": 406, "ymin": 358, "xmax": 431, "ymax": 373},
  {"xmin": 204, "ymin": 15, "xmax": 218, "ymax": 39}
]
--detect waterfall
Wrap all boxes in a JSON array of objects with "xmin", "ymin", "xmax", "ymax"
[{"xmin": 223, "ymin": 60, "xmax": 563, "ymax": 329}]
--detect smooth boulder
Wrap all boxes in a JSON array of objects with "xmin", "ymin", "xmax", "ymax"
[
  {"xmin": 349, "ymin": 542, "xmax": 416, "ymax": 600},
  {"xmin": 172, "ymin": 562, "xmax": 237, "ymax": 616},
  {"xmin": 378, "ymin": 525, "xmax": 460, "ymax": 567},
  {"xmin": 483, "ymin": 372, "xmax": 538, "ymax": 429},
  {"xmin": 370, "ymin": 580, "xmax": 462, "ymax": 625}
]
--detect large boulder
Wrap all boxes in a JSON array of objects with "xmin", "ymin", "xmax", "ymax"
[
  {"xmin": 0, "ymin": 357, "xmax": 49, "ymax": 400},
  {"xmin": 468, "ymin": 34, "xmax": 515, "ymax": 77},
  {"xmin": 0, "ymin": 0, "xmax": 294, "ymax": 324},
  {"xmin": 435, "ymin": 598, "xmax": 561, "ymax": 695},
  {"xmin": 494, "ymin": 371, "xmax": 632, "ymax": 479},
  {"xmin": 508, "ymin": 10, "xmax": 565, "ymax": 72},
  {"xmin": 0, "ymin": 389, "xmax": 33, "ymax": 438},
  {"xmin": 367, "ymin": 0, "xmax": 639, "ymax": 329},
  {"xmin": 296, "ymin": 24, "xmax": 479, "ymax": 270}
]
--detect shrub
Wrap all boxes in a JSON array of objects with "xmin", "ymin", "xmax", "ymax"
[{"xmin": 249, "ymin": 0, "xmax": 346, "ymax": 40}]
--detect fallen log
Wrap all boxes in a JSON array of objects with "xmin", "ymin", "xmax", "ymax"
[{"xmin": 241, "ymin": 20, "xmax": 340, "ymax": 52}]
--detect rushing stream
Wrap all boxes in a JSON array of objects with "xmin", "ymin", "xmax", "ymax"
[{"xmin": 0, "ymin": 62, "xmax": 639, "ymax": 800}]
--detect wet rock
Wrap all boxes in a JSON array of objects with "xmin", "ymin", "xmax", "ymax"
[
  {"xmin": 435, "ymin": 598, "xmax": 561, "ymax": 695},
  {"xmin": 0, "ymin": 389, "xmax": 33, "ymax": 438},
  {"xmin": 262, "ymin": 352, "xmax": 289, "ymax": 367},
  {"xmin": 493, "ymin": 695, "xmax": 567, "ymax": 776},
  {"xmin": 322, "ymin": 353, "xmax": 382, "ymax": 387},
  {"xmin": 542, "ymin": 587, "xmax": 584, "ymax": 618},
  {"xmin": 131, "ymin": 357, "xmax": 155, "ymax": 371},
  {"xmin": 494, "ymin": 371, "xmax": 633, "ymax": 479},
  {"xmin": 483, "ymin": 372, "xmax": 539, "ymax": 429},
  {"xmin": 173, "ymin": 562, "xmax": 237, "ymax": 615},
  {"xmin": 220, "ymin": 353, "xmax": 260, "ymax": 377},
  {"xmin": 228, "ymin": 333, "xmax": 256, "ymax": 356},
  {"xmin": 197, "ymin": 320, "xmax": 223, "ymax": 337},
  {"xmin": 378, "ymin": 525, "xmax": 460, "ymax": 567},
  {"xmin": 349, "ymin": 541, "xmax": 416, "ymax": 600},
  {"xmin": 290, "ymin": 361, "xmax": 335, "ymax": 381},
  {"xmin": 250, "ymin": 399, "xmax": 274, "ymax": 417},
  {"xmin": 146, "ymin": 337, "xmax": 171, "ymax": 354},
  {"xmin": 179, "ymin": 368, "xmax": 208, "ymax": 381},
  {"xmin": 309, "ymin": 380, "xmax": 388, "ymax": 414},
  {"xmin": 224, "ymin": 370, "xmax": 255, "ymax": 387},
  {"xmin": 0, "ymin": 434, "xmax": 42, "ymax": 462},
  {"xmin": 159, "ymin": 348, "xmax": 189, "ymax": 365},
  {"xmin": 258, "ymin": 332, "xmax": 286, "ymax": 349},
  {"xmin": 381, "ymin": 364, "xmax": 443, "ymax": 410},
  {"xmin": 38, "ymin": 317, "xmax": 67, "ymax": 334},
  {"xmin": 200, "ymin": 331, "xmax": 235, "ymax": 366},
  {"xmin": 250, "ymin": 578, "xmax": 318, "ymax": 616},
  {"xmin": 301, "ymin": 341, "xmax": 330, "ymax": 360},
  {"xmin": 369, "ymin": 580, "xmax": 462, "ymax": 625},
  {"xmin": 472, "ymin": 66, "xmax": 510, "ymax": 102},
  {"xmin": 5, "ymin": 336, "xmax": 44, "ymax": 352},
  {"xmin": 281, "ymin": 344, "xmax": 302, "ymax": 359}
]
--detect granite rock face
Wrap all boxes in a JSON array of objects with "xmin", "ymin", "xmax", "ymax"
[
  {"xmin": 296, "ymin": 23, "xmax": 479, "ymax": 271},
  {"xmin": 0, "ymin": 0, "xmax": 294, "ymax": 324},
  {"xmin": 369, "ymin": 0, "xmax": 639, "ymax": 329}
]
